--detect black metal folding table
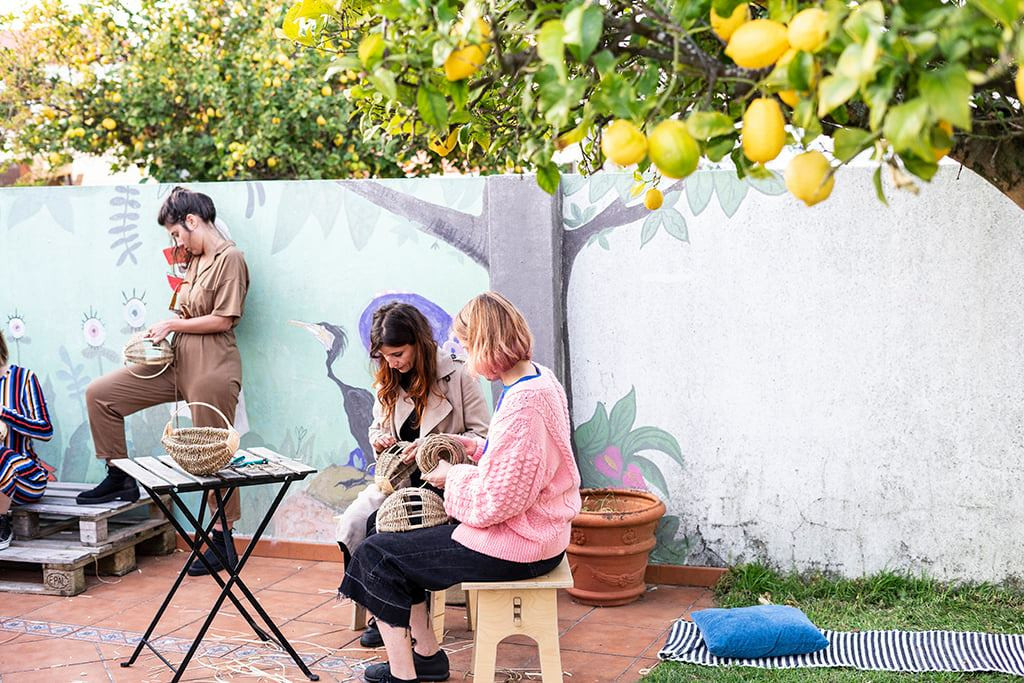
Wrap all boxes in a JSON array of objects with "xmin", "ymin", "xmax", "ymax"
[{"xmin": 111, "ymin": 448, "xmax": 319, "ymax": 682}]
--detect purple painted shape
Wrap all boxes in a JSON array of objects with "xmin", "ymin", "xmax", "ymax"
[{"xmin": 358, "ymin": 292, "xmax": 460, "ymax": 353}]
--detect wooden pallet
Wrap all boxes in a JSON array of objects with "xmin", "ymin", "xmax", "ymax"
[{"xmin": 11, "ymin": 481, "xmax": 169, "ymax": 546}]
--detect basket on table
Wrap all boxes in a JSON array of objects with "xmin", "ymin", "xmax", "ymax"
[
  {"xmin": 415, "ymin": 434, "xmax": 470, "ymax": 474},
  {"xmin": 374, "ymin": 441, "xmax": 417, "ymax": 495},
  {"xmin": 161, "ymin": 401, "xmax": 240, "ymax": 476},
  {"xmin": 123, "ymin": 334, "xmax": 174, "ymax": 379},
  {"xmin": 377, "ymin": 488, "xmax": 449, "ymax": 532}
]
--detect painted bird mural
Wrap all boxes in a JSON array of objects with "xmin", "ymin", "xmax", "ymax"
[{"xmin": 289, "ymin": 320, "xmax": 375, "ymax": 470}]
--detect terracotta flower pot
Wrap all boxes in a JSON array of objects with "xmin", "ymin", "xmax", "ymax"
[{"xmin": 567, "ymin": 488, "xmax": 666, "ymax": 607}]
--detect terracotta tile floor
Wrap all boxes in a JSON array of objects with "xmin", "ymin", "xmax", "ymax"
[{"xmin": 0, "ymin": 552, "xmax": 712, "ymax": 682}]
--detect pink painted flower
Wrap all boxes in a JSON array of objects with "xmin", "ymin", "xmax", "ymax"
[
  {"xmin": 6, "ymin": 315, "xmax": 25, "ymax": 340},
  {"xmin": 622, "ymin": 464, "xmax": 648, "ymax": 490},
  {"xmin": 82, "ymin": 314, "xmax": 106, "ymax": 348},
  {"xmin": 594, "ymin": 446, "xmax": 623, "ymax": 479}
]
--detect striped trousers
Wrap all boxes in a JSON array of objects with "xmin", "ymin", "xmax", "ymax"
[{"xmin": 0, "ymin": 449, "xmax": 47, "ymax": 504}]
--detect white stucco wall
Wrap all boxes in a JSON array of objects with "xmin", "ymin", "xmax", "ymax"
[{"xmin": 567, "ymin": 164, "xmax": 1024, "ymax": 582}]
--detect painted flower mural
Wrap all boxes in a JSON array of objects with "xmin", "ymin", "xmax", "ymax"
[
  {"xmin": 7, "ymin": 312, "xmax": 26, "ymax": 340},
  {"xmin": 574, "ymin": 387, "xmax": 691, "ymax": 564},
  {"xmin": 122, "ymin": 290, "xmax": 148, "ymax": 332},
  {"xmin": 81, "ymin": 309, "xmax": 106, "ymax": 348}
]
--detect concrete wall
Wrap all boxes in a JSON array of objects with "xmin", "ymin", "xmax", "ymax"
[{"xmin": 565, "ymin": 165, "xmax": 1024, "ymax": 582}]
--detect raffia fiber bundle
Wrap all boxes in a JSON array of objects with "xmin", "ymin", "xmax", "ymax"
[
  {"xmin": 376, "ymin": 488, "xmax": 449, "ymax": 532},
  {"xmin": 415, "ymin": 434, "xmax": 469, "ymax": 474},
  {"xmin": 374, "ymin": 441, "xmax": 417, "ymax": 495}
]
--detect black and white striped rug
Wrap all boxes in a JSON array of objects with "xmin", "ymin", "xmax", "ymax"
[{"xmin": 658, "ymin": 619, "xmax": 1024, "ymax": 676}]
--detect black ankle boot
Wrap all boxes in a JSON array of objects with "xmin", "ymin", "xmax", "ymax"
[
  {"xmin": 188, "ymin": 528, "xmax": 237, "ymax": 576},
  {"xmin": 76, "ymin": 465, "xmax": 140, "ymax": 504}
]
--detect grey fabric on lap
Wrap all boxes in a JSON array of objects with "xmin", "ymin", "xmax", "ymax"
[{"xmin": 659, "ymin": 619, "xmax": 1024, "ymax": 676}]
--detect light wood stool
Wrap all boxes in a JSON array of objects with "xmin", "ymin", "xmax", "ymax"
[
  {"xmin": 461, "ymin": 556, "xmax": 574, "ymax": 683},
  {"xmin": 349, "ymin": 589, "xmax": 459, "ymax": 643}
]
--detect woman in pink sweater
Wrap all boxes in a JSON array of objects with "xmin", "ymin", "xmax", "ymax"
[{"xmin": 341, "ymin": 291, "xmax": 581, "ymax": 683}]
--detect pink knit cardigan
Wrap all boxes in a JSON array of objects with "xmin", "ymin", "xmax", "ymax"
[{"xmin": 444, "ymin": 364, "xmax": 582, "ymax": 563}]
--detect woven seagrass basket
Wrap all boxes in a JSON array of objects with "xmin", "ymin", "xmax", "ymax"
[
  {"xmin": 374, "ymin": 441, "xmax": 416, "ymax": 495},
  {"xmin": 415, "ymin": 434, "xmax": 469, "ymax": 474},
  {"xmin": 123, "ymin": 335, "xmax": 174, "ymax": 379},
  {"xmin": 377, "ymin": 488, "xmax": 449, "ymax": 532},
  {"xmin": 161, "ymin": 401, "xmax": 240, "ymax": 476}
]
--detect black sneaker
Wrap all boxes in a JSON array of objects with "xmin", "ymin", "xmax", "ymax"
[
  {"xmin": 76, "ymin": 466, "xmax": 139, "ymax": 504},
  {"xmin": 363, "ymin": 650, "xmax": 449, "ymax": 683},
  {"xmin": 187, "ymin": 528, "xmax": 237, "ymax": 576},
  {"xmin": 360, "ymin": 617, "xmax": 384, "ymax": 648},
  {"xmin": 0, "ymin": 514, "xmax": 12, "ymax": 550}
]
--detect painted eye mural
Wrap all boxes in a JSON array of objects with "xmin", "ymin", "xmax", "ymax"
[
  {"xmin": 6, "ymin": 311, "xmax": 26, "ymax": 340},
  {"xmin": 122, "ymin": 289, "xmax": 147, "ymax": 331},
  {"xmin": 81, "ymin": 308, "xmax": 106, "ymax": 348}
]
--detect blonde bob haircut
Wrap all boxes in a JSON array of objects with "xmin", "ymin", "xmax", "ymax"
[{"xmin": 454, "ymin": 291, "xmax": 533, "ymax": 379}]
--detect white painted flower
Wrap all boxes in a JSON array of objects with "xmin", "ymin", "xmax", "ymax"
[
  {"xmin": 6, "ymin": 314, "xmax": 25, "ymax": 340},
  {"xmin": 82, "ymin": 310, "xmax": 106, "ymax": 348},
  {"xmin": 122, "ymin": 291, "xmax": 147, "ymax": 329}
]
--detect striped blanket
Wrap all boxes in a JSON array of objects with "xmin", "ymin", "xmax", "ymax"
[{"xmin": 658, "ymin": 619, "xmax": 1024, "ymax": 677}]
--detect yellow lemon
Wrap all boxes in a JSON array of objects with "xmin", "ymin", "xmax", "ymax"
[
  {"xmin": 647, "ymin": 119, "xmax": 700, "ymax": 179},
  {"xmin": 316, "ymin": 115, "xmax": 327, "ymax": 126},
  {"xmin": 932, "ymin": 120, "xmax": 954, "ymax": 161},
  {"xmin": 209, "ymin": 17, "xmax": 222, "ymax": 30},
  {"xmin": 267, "ymin": 157, "xmax": 278, "ymax": 168},
  {"xmin": 1016, "ymin": 67, "xmax": 1023, "ymax": 104},
  {"xmin": 321, "ymin": 85, "xmax": 332, "ymax": 97},
  {"xmin": 246, "ymin": 158, "xmax": 256, "ymax": 168},
  {"xmin": 272, "ymin": 77, "xmax": 282, "ymax": 88},
  {"xmin": 742, "ymin": 98, "xmax": 786, "ymax": 163},
  {"xmin": 475, "ymin": 18, "xmax": 493, "ymax": 55},
  {"xmin": 601, "ymin": 120, "xmax": 648, "ymax": 167},
  {"xmin": 725, "ymin": 20, "xmax": 789, "ymax": 69},
  {"xmin": 787, "ymin": 8, "xmax": 829, "ymax": 52},
  {"xmin": 444, "ymin": 45, "xmax": 486, "ymax": 81},
  {"xmin": 110, "ymin": 92, "xmax": 122, "ymax": 104},
  {"xmin": 785, "ymin": 151, "xmax": 834, "ymax": 206},
  {"xmin": 710, "ymin": 3, "xmax": 749, "ymax": 42},
  {"xmin": 101, "ymin": 117, "xmax": 117, "ymax": 131},
  {"xmin": 778, "ymin": 90, "xmax": 799, "ymax": 107},
  {"xmin": 644, "ymin": 188, "xmax": 664, "ymax": 210},
  {"xmin": 428, "ymin": 129, "xmax": 460, "ymax": 157}
]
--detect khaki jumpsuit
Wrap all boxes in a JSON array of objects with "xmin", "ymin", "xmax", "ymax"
[{"xmin": 86, "ymin": 241, "xmax": 249, "ymax": 522}]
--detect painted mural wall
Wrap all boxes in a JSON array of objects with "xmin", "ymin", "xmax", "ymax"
[
  {"xmin": 565, "ymin": 165, "xmax": 1024, "ymax": 582},
  {"xmin": 0, "ymin": 178, "xmax": 490, "ymax": 541}
]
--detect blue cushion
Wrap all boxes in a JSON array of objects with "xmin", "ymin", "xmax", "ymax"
[{"xmin": 690, "ymin": 605, "xmax": 829, "ymax": 658}]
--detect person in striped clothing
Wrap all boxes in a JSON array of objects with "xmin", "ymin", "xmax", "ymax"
[{"xmin": 0, "ymin": 330, "xmax": 54, "ymax": 550}]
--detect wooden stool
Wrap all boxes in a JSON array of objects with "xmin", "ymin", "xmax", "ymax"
[
  {"xmin": 461, "ymin": 556, "xmax": 573, "ymax": 683},
  {"xmin": 349, "ymin": 589, "xmax": 458, "ymax": 643}
]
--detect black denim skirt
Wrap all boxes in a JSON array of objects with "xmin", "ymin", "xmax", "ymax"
[{"xmin": 339, "ymin": 523, "xmax": 564, "ymax": 628}]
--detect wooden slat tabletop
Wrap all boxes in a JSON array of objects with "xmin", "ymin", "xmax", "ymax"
[{"xmin": 111, "ymin": 450, "xmax": 315, "ymax": 494}]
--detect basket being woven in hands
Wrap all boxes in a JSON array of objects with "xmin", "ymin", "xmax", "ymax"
[
  {"xmin": 161, "ymin": 401, "xmax": 240, "ymax": 476},
  {"xmin": 376, "ymin": 488, "xmax": 449, "ymax": 532},
  {"xmin": 123, "ymin": 334, "xmax": 174, "ymax": 379},
  {"xmin": 415, "ymin": 434, "xmax": 469, "ymax": 474},
  {"xmin": 374, "ymin": 441, "xmax": 417, "ymax": 495}
]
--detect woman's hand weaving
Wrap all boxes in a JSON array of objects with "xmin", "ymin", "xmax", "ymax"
[{"xmin": 422, "ymin": 459, "xmax": 450, "ymax": 489}]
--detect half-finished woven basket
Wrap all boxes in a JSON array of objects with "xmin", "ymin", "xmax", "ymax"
[
  {"xmin": 377, "ymin": 488, "xmax": 449, "ymax": 532},
  {"xmin": 415, "ymin": 434, "xmax": 470, "ymax": 474},
  {"xmin": 161, "ymin": 401, "xmax": 240, "ymax": 476},
  {"xmin": 374, "ymin": 441, "xmax": 416, "ymax": 495},
  {"xmin": 123, "ymin": 335, "xmax": 174, "ymax": 379}
]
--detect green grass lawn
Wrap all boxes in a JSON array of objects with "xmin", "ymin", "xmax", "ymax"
[{"xmin": 643, "ymin": 563, "xmax": 1024, "ymax": 682}]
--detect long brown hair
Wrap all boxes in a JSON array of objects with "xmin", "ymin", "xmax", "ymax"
[{"xmin": 370, "ymin": 302, "xmax": 439, "ymax": 428}]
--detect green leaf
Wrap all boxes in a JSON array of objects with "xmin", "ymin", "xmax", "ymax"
[
  {"xmin": 661, "ymin": 209, "xmax": 688, "ymax": 242},
  {"xmin": 537, "ymin": 19, "xmax": 567, "ymax": 79},
  {"xmin": 640, "ymin": 212, "xmax": 660, "ymax": 247},
  {"xmin": 919, "ymin": 66, "xmax": 972, "ymax": 131},
  {"xmin": 536, "ymin": 163, "xmax": 561, "ymax": 195},
  {"xmin": 687, "ymin": 111, "xmax": 736, "ymax": 140},
  {"xmin": 968, "ymin": 0, "xmax": 1017, "ymax": 27},
  {"xmin": 768, "ymin": 0, "xmax": 798, "ymax": 23},
  {"xmin": 416, "ymin": 85, "xmax": 448, "ymax": 130},
  {"xmin": 358, "ymin": 33, "xmax": 385, "ymax": 69},
  {"xmin": 564, "ymin": 4, "xmax": 603, "ymax": 63},
  {"xmin": 592, "ymin": 49, "xmax": 616, "ymax": 77},
  {"xmin": 902, "ymin": 154, "xmax": 939, "ymax": 181},
  {"xmin": 448, "ymin": 79, "xmax": 469, "ymax": 110},
  {"xmin": 574, "ymin": 402, "xmax": 610, "ymax": 458},
  {"xmin": 864, "ymin": 68, "xmax": 898, "ymax": 131},
  {"xmin": 882, "ymin": 98, "xmax": 931, "ymax": 160},
  {"xmin": 622, "ymin": 426, "xmax": 684, "ymax": 468},
  {"xmin": 712, "ymin": 0, "xmax": 747, "ymax": 17},
  {"xmin": 705, "ymin": 135, "xmax": 736, "ymax": 163},
  {"xmin": 629, "ymin": 455, "xmax": 670, "ymax": 497},
  {"xmin": 843, "ymin": 1, "xmax": 885, "ymax": 43},
  {"xmin": 872, "ymin": 165, "xmax": 888, "ymax": 206},
  {"xmin": 368, "ymin": 68, "xmax": 397, "ymax": 102},
  {"xmin": 686, "ymin": 173, "xmax": 715, "ymax": 215},
  {"xmin": 817, "ymin": 75, "xmax": 858, "ymax": 118},
  {"xmin": 833, "ymin": 127, "xmax": 875, "ymax": 162},
  {"xmin": 608, "ymin": 387, "xmax": 637, "ymax": 445},
  {"xmin": 787, "ymin": 51, "xmax": 815, "ymax": 91}
]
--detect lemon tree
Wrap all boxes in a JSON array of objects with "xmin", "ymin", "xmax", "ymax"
[
  {"xmin": 285, "ymin": 0, "xmax": 1024, "ymax": 210},
  {"xmin": 0, "ymin": 0, "xmax": 403, "ymax": 182}
]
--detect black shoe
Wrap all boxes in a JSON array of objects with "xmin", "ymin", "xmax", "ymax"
[
  {"xmin": 187, "ymin": 529, "xmax": 237, "ymax": 576},
  {"xmin": 0, "ymin": 514, "xmax": 12, "ymax": 551},
  {"xmin": 362, "ymin": 663, "xmax": 418, "ymax": 683},
  {"xmin": 76, "ymin": 466, "xmax": 139, "ymax": 504},
  {"xmin": 360, "ymin": 617, "xmax": 384, "ymax": 648},
  {"xmin": 363, "ymin": 650, "xmax": 449, "ymax": 683}
]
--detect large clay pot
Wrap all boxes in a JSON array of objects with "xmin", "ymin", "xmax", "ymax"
[{"xmin": 567, "ymin": 488, "xmax": 666, "ymax": 607}]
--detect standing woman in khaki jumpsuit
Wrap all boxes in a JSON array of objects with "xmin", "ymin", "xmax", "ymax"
[{"xmin": 78, "ymin": 186, "xmax": 249, "ymax": 577}]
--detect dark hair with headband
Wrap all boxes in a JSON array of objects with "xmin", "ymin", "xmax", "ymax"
[{"xmin": 157, "ymin": 186, "xmax": 216, "ymax": 229}]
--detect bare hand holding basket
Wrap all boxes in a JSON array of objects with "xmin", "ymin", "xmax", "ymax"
[{"xmin": 161, "ymin": 401, "xmax": 240, "ymax": 476}]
